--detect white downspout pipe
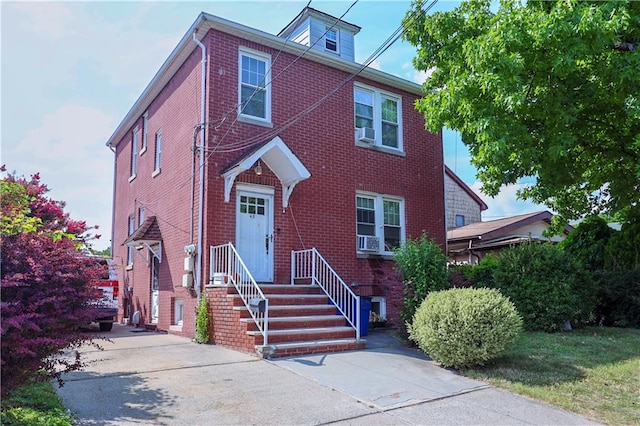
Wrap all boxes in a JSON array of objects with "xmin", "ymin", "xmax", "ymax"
[{"xmin": 193, "ymin": 30, "xmax": 206, "ymax": 301}]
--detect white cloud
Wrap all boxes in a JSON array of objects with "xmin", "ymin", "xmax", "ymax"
[
  {"xmin": 471, "ymin": 182, "xmax": 548, "ymax": 220},
  {"xmin": 5, "ymin": 105, "xmax": 115, "ymax": 250},
  {"xmin": 367, "ymin": 58, "xmax": 382, "ymax": 70},
  {"xmin": 8, "ymin": 2, "xmax": 78, "ymax": 38}
]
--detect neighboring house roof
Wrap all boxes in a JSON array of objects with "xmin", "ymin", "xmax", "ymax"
[
  {"xmin": 106, "ymin": 11, "xmax": 422, "ymax": 149},
  {"xmin": 445, "ymin": 166, "xmax": 488, "ymax": 211},
  {"xmin": 447, "ymin": 210, "xmax": 573, "ymax": 244}
]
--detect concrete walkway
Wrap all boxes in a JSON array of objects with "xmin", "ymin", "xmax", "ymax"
[{"xmin": 56, "ymin": 325, "xmax": 601, "ymax": 425}]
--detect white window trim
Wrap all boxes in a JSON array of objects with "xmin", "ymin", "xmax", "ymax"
[
  {"xmin": 140, "ymin": 112, "xmax": 148, "ymax": 155},
  {"xmin": 130, "ymin": 126, "xmax": 139, "ymax": 179},
  {"xmin": 356, "ymin": 191, "xmax": 405, "ymax": 255},
  {"xmin": 238, "ymin": 47, "xmax": 272, "ymax": 124},
  {"xmin": 127, "ymin": 215, "xmax": 135, "ymax": 267},
  {"xmin": 153, "ymin": 129, "xmax": 162, "ymax": 176},
  {"xmin": 354, "ymin": 83, "xmax": 403, "ymax": 153},
  {"xmin": 325, "ymin": 26, "xmax": 339, "ymax": 53}
]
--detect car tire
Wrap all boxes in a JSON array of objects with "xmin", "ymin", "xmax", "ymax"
[{"xmin": 99, "ymin": 322, "xmax": 113, "ymax": 332}]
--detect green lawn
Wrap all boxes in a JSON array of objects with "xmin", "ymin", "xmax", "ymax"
[
  {"xmin": 1, "ymin": 381, "xmax": 73, "ymax": 426},
  {"xmin": 463, "ymin": 327, "xmax": 640, "ymax": 425}
]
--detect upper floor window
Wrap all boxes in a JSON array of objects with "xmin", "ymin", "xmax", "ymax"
[
  {"xmin": 127, "ymin": 214, "xmax": 135, "ymax": 266},
  {"xmin": 238, "ymin": 49, "xmax": 271, "ymax": 122},
  {"xmin": 130, "ymin": 127, "xmax": 139, "ymax": 179},
  {"xmin": 356, "ymin": 193, "xmax": 405, "ymax": 255},
  {"xmin": 154, "ymin": 129, "xmax": 162, "ymax": 175},
  {"xmin": 354, "ymin": 85, "xmax": 402, "ymax": 151},
  {"xmin": 325, "ymin": 27, "xmax": 338, "ymax": 52},
  {"xmin": 141, "ymin": 112, "xmax": 148, "ymax": 154},
  {"xmin": 455, "ymin": 214, "xmax": 465, "ymax": 227}
]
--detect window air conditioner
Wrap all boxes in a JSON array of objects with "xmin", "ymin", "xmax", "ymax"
[
  {"xmin": 357, "ymin": 127, "xmax": 375, "ymax": 143},
  {"xmin": 357, "ymin": 235, "xmax": 380, "ymax": 252}
]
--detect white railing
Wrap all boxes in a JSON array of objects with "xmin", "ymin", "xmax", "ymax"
[
  {"xmin": 210, "ymin": 242, "xmax": 269, "ymax": 345},
  {"xmin": 291, "ymin": 248, "xmax": 360, "ymax": 339}
]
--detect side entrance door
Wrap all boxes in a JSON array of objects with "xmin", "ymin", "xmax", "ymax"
[
  {"xmin": 150, "ymin": 255, "xmax": 159, "ymax": 324},
  {"xmin": 236, "ymin": 188, "xmax": 274, "ymax": 282}
]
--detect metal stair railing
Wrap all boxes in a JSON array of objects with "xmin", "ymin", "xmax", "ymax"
[
  {"xmin": 210, "ymin": 242, "xmax": 269, "ymax": 345},
  {"xmin": 291, "ymin": 248, "xmax": 360, "ymax": 339}
]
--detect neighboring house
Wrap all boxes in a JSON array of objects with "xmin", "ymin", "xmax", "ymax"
[
  {"xmin": 106, "ymin": 7, "xmax": 445, "ymax": 357},
  {"xmin": 444, "ymin": 166, "xmax": 487, "ymax": 230},
  {"xmin": 447, "ymin": 210, "xmax": 573, "ymax": 264}
]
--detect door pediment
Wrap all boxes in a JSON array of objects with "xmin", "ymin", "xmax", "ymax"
[{"xmin": 222, "ymin": 136, "xmax": 311, "ymax": 208}]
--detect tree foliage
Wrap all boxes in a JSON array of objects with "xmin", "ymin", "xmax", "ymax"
[
  {"xmin": 1, "ymin": 168, "xmax": 104, "ymax": 396},
  {"xmin": 403, "ymin": 0, "xmax": 640, "ymax": 230}
]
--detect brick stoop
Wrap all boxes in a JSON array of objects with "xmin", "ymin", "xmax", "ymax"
[{"xmin": 237, "ymin": 284, "xmax": 365, "ymax": 359}]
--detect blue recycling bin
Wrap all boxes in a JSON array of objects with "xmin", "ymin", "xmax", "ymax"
[{"xmin": 360, "ymin": 297, "xmax": 372, "ymax": 337}]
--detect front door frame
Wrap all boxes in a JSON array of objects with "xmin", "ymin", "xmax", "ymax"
[{"xmin": 236, "ymin": 184, "xmax": 275, "ymax": 282}]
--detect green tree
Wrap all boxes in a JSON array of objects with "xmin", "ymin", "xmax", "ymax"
[{"xmin": 403, "ymin": 0, "xmax": 640, "ymax": 231}]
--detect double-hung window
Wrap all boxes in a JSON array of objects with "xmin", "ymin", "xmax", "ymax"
[
  {"xmin": 130, "ymin": 127, "xmax": 139, "ymax": 180},
  {"xmin": 356, "ymin": 193, "xmax": 405, "ymax": 254},
  {"xmin": 238, "ymin": 49, "xmax": 271, "ymax": 123},
  {"xmin": 354, "ymin": 85, "xmax": 402, "ymax": 151},
  {"xmin": 141, "ymin": 112, "xmax": 148, "ymax": 154},
  {"xmin": 153, "ymin": 129, "xmax": 162, "ymax": 175},
  {"xmin": 127, "ymin": 214, "xmax": 135, "ymax": 266},
  {"xmin": 325, "ymin": 27, "xmax": 338, "ymax": 52}
]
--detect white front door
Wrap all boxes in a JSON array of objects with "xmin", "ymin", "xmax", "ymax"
[
  {"xmin": 151, "ymin": 255, "xmax": 159, "ymax": 324},
  {"xmin": 236, "ymin": 189, "xmax": 274, "ymax": 282}
]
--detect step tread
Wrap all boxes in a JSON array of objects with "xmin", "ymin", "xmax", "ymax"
[
  {"xmin": 247, "ymin": 326, "xmax": 354, "ymax": 336},
  {"xmin": 263, "ymin": 338, "xmax": 363, "ymax": 350},
  {"xmin": 240, "ymin": 315, "xmax": 344, "ymax": 323}
]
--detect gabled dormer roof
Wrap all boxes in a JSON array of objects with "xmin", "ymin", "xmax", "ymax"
[{"xmin": 278, "ymin": 7, "xmax": 361, "ymax": 38}]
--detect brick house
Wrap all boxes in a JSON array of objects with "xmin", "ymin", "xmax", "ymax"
[{"xmin": 106, "ymin": 7, "xmax": 445, "ymax": 357}]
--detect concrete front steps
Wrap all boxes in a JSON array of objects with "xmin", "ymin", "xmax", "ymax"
[{"xmin": 235, "ymin": 284, "xmax": 365, "ymax": 358}]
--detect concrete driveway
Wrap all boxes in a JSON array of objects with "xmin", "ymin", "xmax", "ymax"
[{"xmin": 56, "ymin": 325, "xmax": 600, "ymax": 425}]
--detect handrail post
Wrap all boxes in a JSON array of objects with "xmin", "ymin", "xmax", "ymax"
[
  {"xmin": 356, "ymin": 296, "xmax": 361, "ymax": 340},
  {"xmin": 290, "ymin": 250, "xmax": 295, "ymax": 285},
  {"xmin": 311, "ymin": 249, "xmax": 317, "ymax": 285}
]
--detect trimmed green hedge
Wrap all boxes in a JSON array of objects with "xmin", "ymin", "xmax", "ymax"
[{"xmin": 409, "ymin": 288, "xmax": 522, "ymax": 369}]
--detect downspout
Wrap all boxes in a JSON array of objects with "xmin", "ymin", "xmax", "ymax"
[
  {"xmin": 193, "ymin": 30, "xmax": 206, "ymax": 301},
  {"xmin": 108, "ymin": 145, "xmax": 117, "ymax": 258}
]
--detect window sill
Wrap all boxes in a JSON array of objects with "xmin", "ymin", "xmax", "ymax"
[
  {"xmin": 125, "ymin": 264, "xmax": 133, "ymax": 271},
  {"xmin": 355, "ymin": 141, "xmax": 405, "ymax": 157},
  {"xmin": 169, "ymin": 325, "xmax": 183, "ymax": 332},
  {"xmin": 152, "ymin": 169, "xmax": 161, "ymax": 178},
  {"xmin": 128, "ymin": 174, "xmax": 137, "ymax": 183},
  {"xmin": 237, "ymin": 115, "xmax": 273, "ymax": 128},
  {"xmin": 356, "ymin": 253, "xmax": 394, "ymax": 261},
  {"xmin": 140, "ymin": 147, "xmax": 147, "ymax": 156}
]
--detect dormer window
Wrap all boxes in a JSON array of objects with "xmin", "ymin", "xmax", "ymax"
[{"xmin": 325, "ymin": 27, "xmax": 338, "ymax": 52}]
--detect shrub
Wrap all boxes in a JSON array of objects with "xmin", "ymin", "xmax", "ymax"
[
  {"xmin": 1, "ymin": 170, "xmax": 103, "ymax": 397},
  {"xmin": 393, "ymin": 233, "xmax": 449, "ymax": 327},
  {"xmin": 409, "ymin": 288, "xmax": 522, "ymax": 369},
  {"xmin": 469, "ymin": 253, "xmax": 499, "ymax": 288},
  {"xmin": 195, "ymin": 295, "xmax": 210, "ymax": 344},
  {"xmin": 594, "ymin": 269, "xmax": 640, "ymax": 327},
  {"xmin": 490, "ymin": 242, "xmax": 597, "ymax": 332}
]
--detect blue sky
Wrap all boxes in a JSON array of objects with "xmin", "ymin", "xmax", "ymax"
[{"xmin": 2, "ymin": 0, "xmax": 544, "ymax": 250}]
